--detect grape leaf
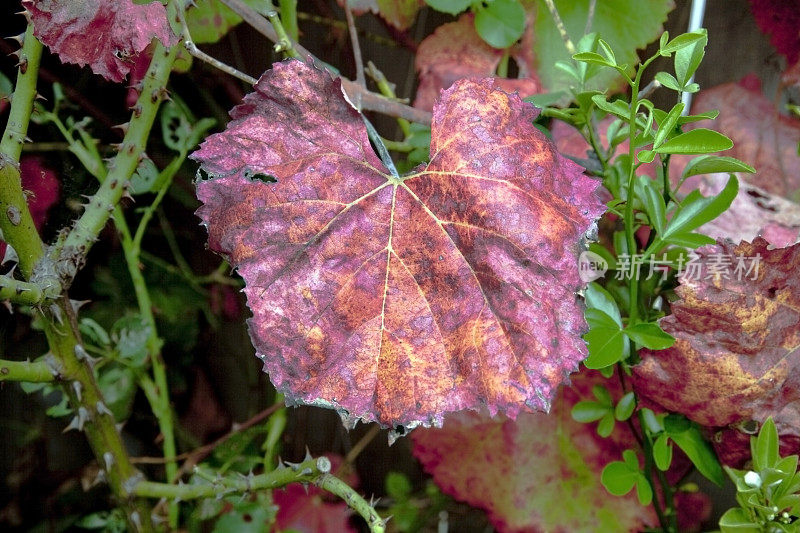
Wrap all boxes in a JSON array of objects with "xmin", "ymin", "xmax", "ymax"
[
  {"xmin": 749, "ymin": 0, "xmax": 800, "ymax": 65},
  {"xmin": 686, "ymin": 174, "xmax": 800, "ymax": 248},
  {"xmin": 186, "ymin": 0, "xmax": 266, "ymax": 44},
  {"xmin": 414, "ymin": 13, "xmax": 541, "ymax": 112},
  {"xmin": 338, "ymin": 0, "xmax": 423, "ymax": 30},
  {"xmin": 684, "ymin": 78, "xmax": 800, "ymax": 201},
  {"xmin": 193, "ymin": 60, "xmax": 604, "ymax": 429},
  {"xmin": 24, "ymin": 0, "xmax": 177, "ymax": 82},
  {"xmin": 530, "ymin": 0, "xmax": 674, "ymax": 93},
  {"xmin": 632, "ymin": 238, "xmax": 800, "ymax": 430},
  {"xmin": 273, "ymin": 481, "xmax": 356, "ymax": 533},
  {"xmin": 412, "ymin": 369, "xmax": 658, "ymax": 532}
]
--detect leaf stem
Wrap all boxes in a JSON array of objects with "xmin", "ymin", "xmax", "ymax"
[
  {"xmin": 344, "ymin": 0, "xmax": 366, "ymax": 93},
  {"xmin": 0, "ymin": 358, "xmax": 54, "ymax": 382},
  {"xmin": 278, "ymin": 0, "xmax": 299, "ymax": 42},
  {"xmin": 542, "ymin": 0, "xmax": 576, "ymax": 56}
]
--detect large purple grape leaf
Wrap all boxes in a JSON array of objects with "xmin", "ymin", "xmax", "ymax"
[
  {"xmin": 24, "ymin": 0, "xmax": 177, "ymax": 82},
  {"xmin": 192, "ymin": 59, "xmax": 604, "ymax": 429},
  {"xmin": 412, "ymin": 369, "xmax": 658, "ymax": 532},
  {"xmin": 632, "ymin": 239, "xmax": 800, "ymax": 464}
]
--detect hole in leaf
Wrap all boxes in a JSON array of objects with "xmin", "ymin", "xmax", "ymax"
[
  {"xmin": 767, "ymin": 287, "xmax": 777, "ymax": 299},
  {"xmin": 243, "ymin": 169, "xmax": 277, "ymax": 183},
  {"xmin": 242, "ymin": 513, "xmax": 252, "ymax": 523}
]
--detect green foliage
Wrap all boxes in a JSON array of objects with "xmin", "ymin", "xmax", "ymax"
[
  {"xmin": 425, "ymin": 0, "xmax": 525, "ymax": 48},
  {"xmin": 721, "ymin": 418, "xmax": 800, "ymax": 532}
]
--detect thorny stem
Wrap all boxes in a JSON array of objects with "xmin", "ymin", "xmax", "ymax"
[
  {"xmin": 0, "ymin": 25, "xmax": 46, "ymax": 280},
  {"xmin": 133, "ymin": 457, "xmax": 387, "ymax": 532},
  {"xmin": 0, "ymin": 275, "xmax": 58, "ymax": 304},
  {"xmin": 219, "ymin": 0, "xmax": 432, "ymax": 125},
  {"xmin": 0, "ymin": 358, "xmax": 54, "ymax": 382},
  {"xmin": 543, "ymin": 0, "xmax": 576, "ymax": 56}
]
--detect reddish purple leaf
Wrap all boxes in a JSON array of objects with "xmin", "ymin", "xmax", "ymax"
[
  {"xmin": 749, "ymin": 0, "xmax": 800, "ymax": 65},
  {"xmin": 273, "ymin": 481, "xmax": 356, "ymax": 533},
  {"xmin": 412, "ymin": 369, "xmax": 658, "ymax": 532},
  {"xmin": 193, "ymin": 60, "xmax": 604, "ymax": 429},
  {"xmin": 24, "ymin": 0, "xmax": 177, "ymax": 82}
]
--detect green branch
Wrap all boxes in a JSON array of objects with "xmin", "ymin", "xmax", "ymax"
[
  {"xmin": 0, "ymin": 25, "xmax": 46, "ymax": 280},
  {"xmin": 0, "ymin": 275, "xmax": 58, "ymax": 305},
  {"xmin": 0, "ymin": 358, "xmax": 54, "ymax": 382},
  {"xmin": 55, "ymin": 39, "xmax": 179, "ymax": 282},
  {"xmin": 134, "ymin": 456, "xmax": 387, "ymax": 532}
]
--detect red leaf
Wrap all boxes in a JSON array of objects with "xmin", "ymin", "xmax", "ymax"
[
  {"xmin": 193, "ymin": 60, "xmax": 604, "ymax": 429},
  {"xmin": 748, "ymin": 0, "xmax": 800, "ymax": 64},
  {"xmin": 684, "ymin": 80, "xmax": 800, "ymax": 200},
  {"xmin": 24, "ymin": 0, "xmax": 177, "ymax": 82},
  {"xmin": 414, "ymin": 13, "xmax": 541, "ymax": 112},
  {"xmin": 412, "ymin": 369, "xmax": 658, "ymax": 532},
  {"xmin": 632, "ymin": 238, "xmax": 800, "ymax": 430},
  {"xmin": 0, "ymin": 157, "xmax": 60, "ymax": 259},
  {"xmin": 273, "ymin": 478, "xmax": 356, "ymax": 533}
]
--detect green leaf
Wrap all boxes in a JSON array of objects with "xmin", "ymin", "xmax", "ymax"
[
  {"xmin": 584, "ymin": 283, "xmax": 621, "ymax": 326},
  {"xmin": 614, "ymin": 391, "xmax": 636, "ymax": 421},
  {"xmin": 637, "ymin": 150, "xmax": 655, "ymax": 163},
  {"xmin": 718, "ymin": 508, "xmax": 761, "ymax": 532},
  {"xmin": 97, "ymin": 366, "xmax": 137, "ymax": 421},
  {"xmin": 678, "ymin": 109, "xmax": 719, "ymax": 124},
  {"xmin": 591, "ymin": 94, "xmax": 630, "ymax": 119},
  {"xmin": 474, "ymin": 0, "xmax": 526, "ymax": 49},
  {"xmin": 112, "ymin": 315, "xmax": 151, "ymax": 368},
  {"xmin": 662, "ymin": 231, "xmax": 716, "ymax": 249},
  {"xmin": 667, "ymin": 421, "xmax": 725, "ymax": 486},
  {"xmin": 601, "ymin": 461, "xmax": 638, "ymax": 496},
  {"xmin": 597, "ymin": 38, "xmax": 617, "ymax": 64},
  {"xmin": 186, "ymin": 0, "xmax": 268, "ymax": 44},
  {"xmin": 636, "ymin": 176, "xmax": 667, "ymax": 235},
  {"xmin": 130, "ymin": 156, "xmax": 159, "ymax": 195},
  {"xmin": 425, "ymin": 0, "xmax": 472, "ymax": 15},
  {"xmin": 592, "ymin": 384, "xmax": 613, "ymax": 405},
  {"xmin": 597, "ymin": 411, "xmax": 616, "ymax": 437},
  {"xmin": 660, "ymin": 31, "xmax": 707, "ymax": 54},
  {"xmin": 653, "ymin": 102, "xmax": 685, "ymax": 149},
  {"xmin": 79, "ymin": 317, "xmax": 111, "ymax": 346},
  {"xmin": 674, "ymin": 29, "xmax": 707, "ymax": 86},
  {"xmin": 653, "ymin": 433, "xmax": 673, "ymax": 471},
  {"xmin": 524, "ymin": 91, "xmax": 568, "ymax": 108},
  {"xmin": 654, "ymin": 128, "xmax": 733, "ymax": 155},
  {"xmin": 682, "ymin": 155, "xmax": 756, "ymax": 178},
  {"xmin": 753, "ymin": 417, "xmax": 779, "ymax": 471},
  {"xmin": 213, "ymin": 501, "xmax": 273, "ymax": 533},
  {"xmin": 654, "ymin": 71, "xmax": 681, "ymax": 91},
  {"xmin": 573, "ymin": 51, "xmax": 616, "ymax": 69},
  {"xmin": 635, "ymin": 475, "xmax": 653, "ymax": 505},
  {"xmin": 583, "ymin": 309, "xmax": 626, "ymax": 369},
  {"xmin": 660, "ymin": 175, "xmax": 738, "ymax": 245},
  {"xmin": 623, "ymin": 322, "xmax": 675, "ymax": 350},
  {"xmin": 572, "ymin": 401, "xmax": 610, "ymax": 423},
  {"xmin": 386, "ymin": 471, "xmax": 413, "ymax": 498},
  {"xmin": 534, "ymin": 0, "xmax": 674, "ymax": 93}
]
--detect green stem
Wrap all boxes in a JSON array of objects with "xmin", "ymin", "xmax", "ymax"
[
  {"xmin": 366, "ymin": 62, "xmax": 411, "ymax": 136},
  {"xmin": 133, "ymin": 457, "xmax": 386, "ymax": 532},
  {"xmin": 0, "ymin": 358, "xmax": 54, "ymax": 382},
  {"xmin": 496, "ymin": 49, "xmax": 510, "ymax": 78},
  {"xmin": 0, "ymin": 275, "xmax": 58, "ymax": 305},
  {"xmin": 265, "ymin": 7, "xmax": 299, "ymax": 58},
  {"xmin": 278, "ymin": 0, "xmax": 299, "ymax": 42},
  {"xmin": 638, "ymin": 412, "xmax": 669, "ymax": 532},
  {"xmin": 55, "ymin": 39, "xmax": 179, "ymax": 282},
  {"xmin": 0, "ymin": 26, "xmax": 46, "ymax": 280}
]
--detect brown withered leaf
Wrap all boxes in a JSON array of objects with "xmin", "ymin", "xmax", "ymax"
[
  {"xmin": 193, "ymin": 60, "xmax": 604, "ymax": 430},
  {"xmin": 414, "ymin": 13, "xmax": 541, "ymax": 112},
  {"xmin": 632, "ymin": 238, "xmax": 800, "ymax": 430},
  {"xmin": 24, "ymin": 0, "xmax": 176, "ymax": 82}
]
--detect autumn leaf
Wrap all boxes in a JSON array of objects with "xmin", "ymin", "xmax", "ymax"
[
  {"xmin": 24, "ymin": 0, "xmax": 176, "ymax": 82},
  {"xmin": 684, "ymin": 78, "xmax": 800, "ymax": 201},
  {"xmin": 193, "ymin": 60, "xmax": 604, "ymax": 429},
  {"xmin": 632, "ymin": 238, "xmax": 800, "ymax": 432},
  {"xmin": 412, "ymin": 369, "xmax": 658, "ymax": 532},
  {"xmin": 186, "ymin": 0, "xmax": 265, "ymax": 44},
  {"xmin": 748, "ymin": 0, "xmax": 800, "ymax": 65},
  {"xmin": 273, "ymin": 476, "xmax": 356, "ymax": 533},
  {"xmin": 414, "ymin": 13, "xmax": 541, "ymax": 112},
  {"xmin": 338, "ymin": 0, "xmax": 423, "ymax": 30}
]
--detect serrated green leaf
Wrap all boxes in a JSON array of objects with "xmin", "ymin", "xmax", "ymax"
[
  {"xmin": 753, "ymin": 417, "xmax": 779, "ymax": 471},
  {"xmin": 623, "ymin": 322, "xmax": 675, "ymax": 350},
  {"xmin": 654, "ymin": 128, "xmax": 733, "ymax": 155},
  {"xmin": 682, "ymin": 155, "xmax": 756, "ymax": 178},
  {"xmin": 474, "ymin": 0, "xmax": 526, "ymax": 49},
  {"xmin": 425, "ymin": 0, "xmax": 472, "ymax": 15},
  {"xmin": 653, "ymin": 433, "xmax": 673, "ymax": 471},
  {"xmin": 614, "ymin": 392, "xmax": 636, "ymax": 421},
  {"xmin": 572, "ymin": 401, "xmax": 610, "ymax": 423}
]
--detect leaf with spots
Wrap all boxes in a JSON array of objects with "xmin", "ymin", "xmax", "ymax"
[
  {"xmin": 632, "ymin": 238, "xmax": 800, "ymax": 434},
  {"xmin": 412, "ymin": 369, "xmax": 658, "ymax": 532},
  {"xmin": 185, "ymin": 0, "xmax": 266, "ymax": 44},
  {"xmin": 192, "ymin": 59, "xmax": 604, "ymax": 429},
  {"xmin": 23, "ymin": 0, "xmax": 176, "ymax": 82},
  {"xmin": 414, "ymin": 13, "xmax": 541, "ymax": 112}
]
